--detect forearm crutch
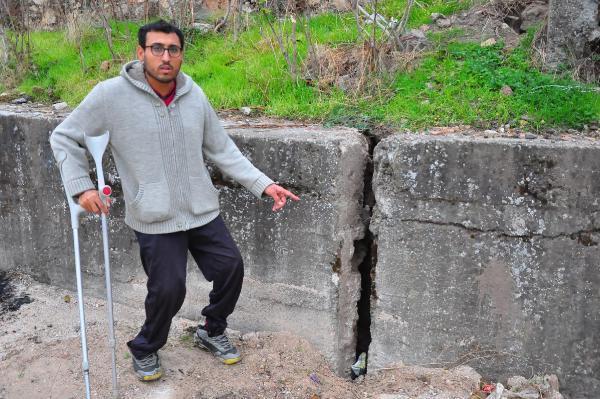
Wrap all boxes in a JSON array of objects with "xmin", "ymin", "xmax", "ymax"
[
  {"xmin": 65, "ymin": 192, "xmax": 91, "ymax": 399},
  {"xmin": 65, "ymin": 131, "xmax": 118, "ymax": 399}
]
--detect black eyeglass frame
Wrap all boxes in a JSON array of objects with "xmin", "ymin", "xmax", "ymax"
[{"xmin": 144, "ymin": 44, "xmax": 183, "ymax": 58}]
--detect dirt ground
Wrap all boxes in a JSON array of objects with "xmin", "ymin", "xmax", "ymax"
[{"xmin": 0, "ymin": 271, "xmax": 484, "ymax": 399}]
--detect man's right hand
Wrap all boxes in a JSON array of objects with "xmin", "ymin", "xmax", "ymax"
[{"xmin": 77, "ymin": 189, "xmax": 111, "ymax": 215}]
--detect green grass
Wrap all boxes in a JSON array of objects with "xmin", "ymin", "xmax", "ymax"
[
  {"xmin": 378, "ymin": 0, "xmax": 474, "ymax": 27},
  {"xmin": 8, "ymin": 3, "xmax": 600, "ymax": 131}
]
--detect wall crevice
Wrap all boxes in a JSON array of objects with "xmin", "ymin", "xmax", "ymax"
[{"xmin": 352, "ymin": 130, "xmax": 380, "ymax": 377}]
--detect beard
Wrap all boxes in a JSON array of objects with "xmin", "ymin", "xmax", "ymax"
[{"xmin": 143, "ymin": 60, "xmax": 178, "ymax": 83}]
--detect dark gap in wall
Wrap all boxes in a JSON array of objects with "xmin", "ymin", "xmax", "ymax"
[{"xmin": 352, "ymin": 129, "xmax": 380, "ymax": 378}]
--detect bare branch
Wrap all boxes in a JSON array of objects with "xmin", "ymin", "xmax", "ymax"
[{"xmin": 215, "ymin": 0, "xmax": 232, "ymax": 33}]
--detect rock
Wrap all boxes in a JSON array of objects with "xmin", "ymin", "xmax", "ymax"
[
  {"xmin": 406, "ymin": 29, "xmax": 426, "ymax": 41},
  {"xmin": 419, "ymin": 24, "xmax": 430, "ymax": 32},
  {"xmin": 484, "ymin": 129, "xmax": 498, "ymax": 136},
  {"xmin": 520, "ymin": 2, "xmax": 548, "ymax": 32},
  {"xmin": 0, "ymin": 92, "xmax": 15, "ymax": 102},
  {"xmin": 589, "ymin": 28, "xmax": 600, "ymax": 43},
  {"xmin": 452, "ymin": 366, "xmax": 481, "ymax": 392},
  {"xmin": 430, "ymin": 13, "xmax": 445, "ymax": 22},
  {"xmin": 542, "ymin": 374, "xmax": 562, "ymax": 398},
  {"xmin": 240, "ymin": 106, "xmax": 252, "ymax": 116},
  {"xmin": 52, "ymin": 102, "xmax": 69, "ymax": 111},
  {"xmin": 500, "ymin": 85, "xmax": 514, "ymax": 96},
  {"xmin": 481, "ymin": 38, "xmax": 497, "ymax": 47},
  {"xmin": 100, "ymin": 60, "xmax": 111, "ymax": 72},
  {"xmin": 193, "ymin": 22, "xmax": 213, "ymax": 34},
  {"xmin": 546, "ymin": 0, "xmax": 597, "ymax": 68},
  {"xmin": 436, "ymin": 18, "xmax": 452, "ymax": 28},
  {"xmin": 11, "ymin": 97, "xmax": 28, "ymax": 105},
  {"xmin": 525, "ymin": 133, "xmax": 538, "ymax": 139},
  {"xmin": 507, "ymin": 375, "xmax": 529, "ymax": 390},
  {"xmin": 336, "ymin": 74, "xmax": 353, "ymax": 93}
]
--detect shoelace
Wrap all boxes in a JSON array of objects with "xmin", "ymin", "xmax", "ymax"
[
  {"xmin": 136, "ymin": 353, "xmax": 157, "ymax": 368},
  {"xmin": 213, "ymin": 334, "xmax": 234, "ymax": 351}
]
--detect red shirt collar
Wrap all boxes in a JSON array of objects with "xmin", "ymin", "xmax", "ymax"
[{"xmin": 152, "ymin": 83, "xmax": 176, "ymax": 106}]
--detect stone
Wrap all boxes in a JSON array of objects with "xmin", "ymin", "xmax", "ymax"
[
  {"xmin": 336, "ymin": 75, "xmax": 353, "ymax": 93},
  {"xmin": 0, "ymin": 92, "xmax": 14, "ymax": 102},
  {"xmin": 481, "ymin": 38, "xmax": 497, "ymax": 47},
  {"xmin": 430, "ymin": 13, "xmax": 445, "ymax": 22},
  {"xmin": 406, "ymin": 29, "xmax": 426, "ymax": 41},
  {"xmin": 500, "ymin": 85, "xmax": 514, "ymax": 96},
  {"xmin": 436, "ymin": 18, "xmax": 452, "ymax": 28},
  {"xmin": 100, "ymin": 60, "xmax": 111, "ymax": 72},
  {"xmin": 520, "ymin": 2, "xmax": 548, "ymax": 32},
  {"xmin": 332, "ymin": 0, "xmax": 351, "ymax": 11},
  {"xmin": 11, "ymin": 97, "xmax": 28, "ymax": 105},
  {"xmin": 507, "ymin": 375, "xmax": 529, "ymax": 390},
  {"xmin": 52, "ymin": 102, "xmax": 69, "ymax": 112},
  {"xmin": 192, "ymin": 22, "xmax": 213, "ymax": 34},
  {"xmin": 525, "ymin": 132, "xmax": 538, "ymax": 139},
  {"xmin": 453, "ymin": 365, "xmax": 482, "ymax": 392},
  {"xmin": 589, "ymin": 28, "xmax": 600, "ymax": 43},
  {"xmin": 239, "ymin": 106, "xmax": 252, "ymax": 116},
  {"xmin": 545, "ymin": 374, "xmax": 560, "ymax": 391},
  {"xmin": 546, "ymin": 0, "xmax": 598, "ymax": 69}
]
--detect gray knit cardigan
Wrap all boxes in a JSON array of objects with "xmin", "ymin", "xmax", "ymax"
[{"xmin": 50, "ymin": 60, "xmax": 274, "ymax": 234}]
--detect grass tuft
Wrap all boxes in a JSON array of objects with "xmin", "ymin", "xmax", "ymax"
[{"xmin": 6, "ymin": 1, "xmax": 599, "ymax": 131}]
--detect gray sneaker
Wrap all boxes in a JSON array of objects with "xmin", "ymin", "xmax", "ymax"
[
  {"xmin": 194, "ymin": 325, "xmax": 241, "ymax": 365},
  {"xmin": 131, "ymin": 352, "xmax": 163, "ymax": 381}
]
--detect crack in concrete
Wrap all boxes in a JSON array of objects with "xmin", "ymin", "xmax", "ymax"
[
  {"xmin": 353, "ymin": 131, "xmax": 379, "ymax": 376},
  {"xmin": 397, "ymin": 217, "xmax": 600, "ymax": 243}
]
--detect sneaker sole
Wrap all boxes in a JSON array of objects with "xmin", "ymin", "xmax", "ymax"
[
  {"xmin": 137, "ymin": 370, "xmax": 163, "ymax": 382},
  {"xmin": 194, "ymin": 337, "xmax": 241, "ymax": 365}
]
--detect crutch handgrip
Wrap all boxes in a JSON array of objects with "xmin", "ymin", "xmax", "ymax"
[
  {"xmin": 85, "ymin": 132, "xmax": 110, "ymax": 199},
  {"xmin": 66, "ymin": 193, "xmax": 85, "ymax": 230}
]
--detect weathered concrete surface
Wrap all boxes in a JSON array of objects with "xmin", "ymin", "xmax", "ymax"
[
  {"xmin": 547, "ymin": 0, "xmax": 599, "ymax": 68},
  {"xmin": 0, "ymin": 107, "xmax": 368, "ymax": 375},
  {"xmin": 369, "ymin": 134, "xmax": 600, "ymax": 399}
]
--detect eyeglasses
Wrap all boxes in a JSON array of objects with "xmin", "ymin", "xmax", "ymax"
[{"xmin": 145, "ymin": 44, "xmax": 182, "ymax": 58}]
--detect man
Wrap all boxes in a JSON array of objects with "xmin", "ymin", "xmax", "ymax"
[{"xmin": 50, "ymin": 19, "xmax": 299, "ymax": 381}]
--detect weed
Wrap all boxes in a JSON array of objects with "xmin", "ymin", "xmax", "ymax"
[{"xmin": 5, "ymin": 4, "xmax": 598, "ymax": 131}]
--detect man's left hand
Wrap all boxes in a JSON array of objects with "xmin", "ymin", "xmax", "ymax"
[{"xmin": 264, "ymin": 184, "xmax": 300, "ymax": 211}]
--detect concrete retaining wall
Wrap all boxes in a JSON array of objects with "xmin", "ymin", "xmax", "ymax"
[
  {"xmin": 370, "ymin": 135, "xmax": 600, "ymax": 399},
  {"xmin": 0, "ymin": 107, "xmax": 368, "ymax": 375},
  {"xmin": 2, "ymin": 107, "xmax": 599, "ymax": 397}
]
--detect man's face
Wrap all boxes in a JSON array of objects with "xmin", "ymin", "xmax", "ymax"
[{"xmin": 137, "ymin": 31, "xmax": 183, "ymax": 85}]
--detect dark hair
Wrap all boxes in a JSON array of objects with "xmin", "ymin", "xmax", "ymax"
[{"xmin": 138, "ymin": 19, "xmax": 185, "ymax": 50}]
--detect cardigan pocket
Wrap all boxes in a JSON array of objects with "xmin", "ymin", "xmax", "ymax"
[
  {"xmin": 130, "ymin": 181, "xmax": 172, "ymax": 223},
  {"xmin": 188, "ymin": 175, "xmax": 220, "ymax": 215}
]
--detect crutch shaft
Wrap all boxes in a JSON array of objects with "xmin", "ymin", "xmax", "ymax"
[
  {"xmin": 101, "ymin": 213, "xmax": 118, "ymax": 397},
  {"xmin": 73, "ymin": 227, "xmax": 92, "ymax": 399}
]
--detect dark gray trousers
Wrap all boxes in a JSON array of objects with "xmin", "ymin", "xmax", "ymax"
[{"xmin": 127, "ymin": 215, "xmax": 244, "ymax": 358}]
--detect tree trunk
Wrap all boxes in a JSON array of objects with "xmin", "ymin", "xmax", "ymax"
[{"xmin": 546, "ymin": 0, "xmax": 599, "ymax": 69}]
